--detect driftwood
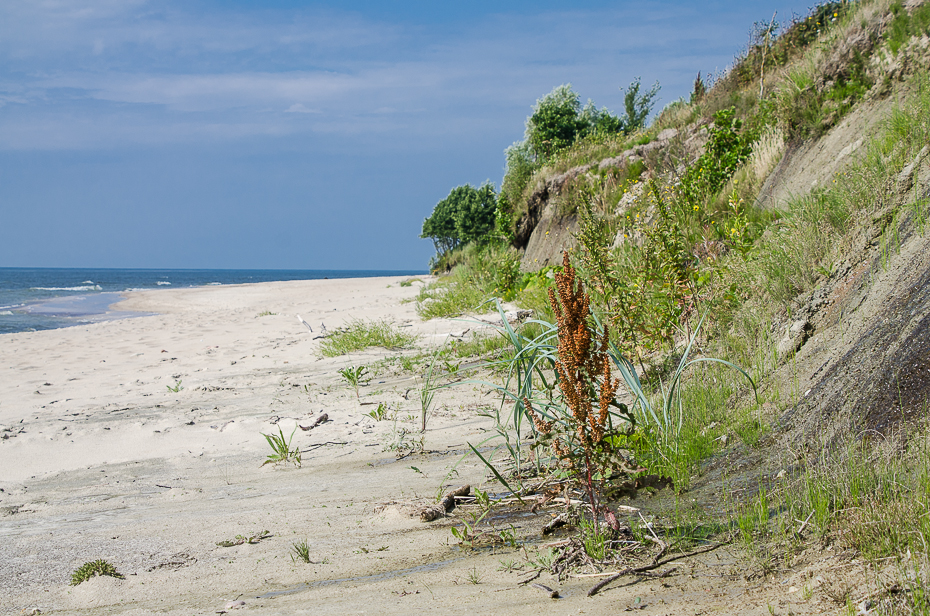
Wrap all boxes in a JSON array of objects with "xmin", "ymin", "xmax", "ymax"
[
  {"xmin": 541, "ymin": 512, "xmax": 574, "ymax": 536},
  {"xmin": 298, "ymin": 413, "xmax": 329, "ymax": 431},
  {"xmin": 530, "ymin": 583, "xmax": 560, "ymax": 598},
  {"xmin": 587, "ymin": 542, "xmax": 726, "ymax": 596},
  {"xmin": 419, "ymin": 485, "xmax": 471, "ymax": 522}
]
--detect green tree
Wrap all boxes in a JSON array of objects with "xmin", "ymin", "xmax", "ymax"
[
  {"xmin": 421, "ymin": 183, "xmax": 499, "ymax": 256},
  {"xmin": 580, "ymin": 100, "xmax": 624, "ymax": 135},
  {"xmin": 621, "ymin": 77, "xmax": 661, "ymax": 134},
  {"xmin": 525, "ymin": 84, "xmax": 586, "ymax": 160},
  {"xmin": 454, "ymin": 182, "xmax": 498, "ymax": 244},
  {"xmin": 421, "ymin": 194, "xmax": 460, "ymax": 255}
]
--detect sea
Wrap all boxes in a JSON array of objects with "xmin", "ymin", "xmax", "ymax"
[{"xmin": 0, "ymin": 268, "xmax": 427, "ymax": 335}]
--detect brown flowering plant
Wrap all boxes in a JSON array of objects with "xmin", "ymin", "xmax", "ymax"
[{"xmin": 525, "ymin": 252, "xmax": 635, "ymax": 528}]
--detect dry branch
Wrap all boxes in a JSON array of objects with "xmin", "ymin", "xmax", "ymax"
[
  {"xmin": 419, "ymin": 485, "xmax": 471, "ymax": 522},
  {"xmin": 587, "ymin": 542, "xmax": 726, "ymax": 596}
]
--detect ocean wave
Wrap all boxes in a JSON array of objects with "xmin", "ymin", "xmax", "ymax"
[
  {"xmin": 32, "ymin": 285, "xmax": 102, "ymax": 292},
  {"xmin": 208, "ymin": 282, "xmax": 222, "ymax": 285},
  {"xmin": 0, "ymin": 311, "xmax": 13, "ymax": 316},
  {"xmin": 156, "ymin": 281, "xmax": 171, "ymax": 285}
]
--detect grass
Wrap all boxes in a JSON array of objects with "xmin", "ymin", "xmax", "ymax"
[
  {"xmin": 70, "ymin": 560, "xmax": 124, "ymax": 586},
  {"xmin": 319, "ymin": 319, "xmax": 418, "ymax": 357},
  {"xmin": 260, "ymin": 426, "xmax": 301, "ymax": 467},
  {"xmin": 291, "ymin": 539, "xmax": 312, "ymax": 563},
  {"xmin": 417, "ymin": 347, "xmax": 441, "ymax": 432},
  {"xmin": 418, "ymin": 242, "xmax": 523, "ymax": 318},
  {"xmin": 729, "ymin": 429, "xmax": 930, "ymax": 611}
]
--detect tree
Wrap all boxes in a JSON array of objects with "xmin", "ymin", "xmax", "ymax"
[
  {"xmin": 621, "ymin": 77, "xmax": 661, "ymax": 134},
  {"xmin": 580, "ymin": 100, "xmax": 624, "ymax": 135},
  {"xmin": 420, "ymin": 194, "xmax": 460, "ymax": 255},
  {"xmin": 420, "ymin": 182, "xmax": 499, "ymax": 256},
  {"xmin": 454, "ymin": 182, "xmax": 498, "ymax": 244},
  {"xmin": 525, "ymin": 84, "xmax": 586, "ymax": 160}
]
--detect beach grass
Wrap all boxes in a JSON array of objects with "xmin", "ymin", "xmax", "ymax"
[{"xmin": 319, "ymin": 319, "xmax": 419, "ymax": 357}]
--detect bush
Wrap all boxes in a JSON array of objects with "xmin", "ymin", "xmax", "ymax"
[
  {"xmin": 526, "ymin": 85, "xmax": 588, "ymax": 160},
  {"xmin": 677, "ymin": 108, "xmax": 756, "ymax": 215}
]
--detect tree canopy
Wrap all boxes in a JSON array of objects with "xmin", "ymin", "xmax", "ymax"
[{"xmin": 421, "ymin": 182, "xmax": 498, "ymax": 255}]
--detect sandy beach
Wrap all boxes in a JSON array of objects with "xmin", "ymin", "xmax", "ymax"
[{"xmin": 1, "ymin": 277, "xmax": 841, "ymax": 615}]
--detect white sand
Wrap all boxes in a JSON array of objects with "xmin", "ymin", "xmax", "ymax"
[{"xmin": 0, "ymin": 277, "xmax": 831, "ymax": 615}]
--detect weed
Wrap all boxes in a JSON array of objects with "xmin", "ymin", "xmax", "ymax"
[
  {"xmin": 291, "ymin": 539, "xmax": 312, "ymax": 563},
  {"xmin": 528, "ymin": 547, "xmax": 556, "ymax": 570},
  {"xmin": 319, "ymin": 319, "xmax": 418, "ymax": 357},
  {"xmin": 256, "ymin": 310, "xmax": 276, "ymax": 317},
  {"xmin": 465, "ymin": 566, "xmax": 483, "ymax": 585},
  {"xmin": 167, "ymin": 379, "xmax": 183, "ymax": 393},
  {"xmin": 338, "ymin": 365, "xmax": 370, "ymax": 400},
  {"xmin": 260, "ymin": 426, "xmax": 301, "ymax": 467},
  {"xmin": 498, "ymin": 558, "xmax": 521, "ymax": 572},
  {"xmin": 366, "ymin": 402, "xmax": 390, "ymax": 421},
  {"xmin": 498, "ymin": 525, "xmax": 519, "ymax": 548},
  {"xmin": 70, "ymin": 560, "xmax": 124, "ymax": 586},
  {"xmin": 580, "ymin": 515, "xmax": 609, "ymax": 560},
  {"xmin": 417, "ymin": 347, "xmax": 441, "ymax": 432},
  {"xmin": 217, "ymin": 530, "xmax": 271, "ymax": 547},
  {"xmin": 399, "ymin": 278, "xmax": 423, "ymax": 287}
]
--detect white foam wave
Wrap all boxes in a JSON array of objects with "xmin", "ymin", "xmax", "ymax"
[
  {"xmin": 0, "ymin": 311, "xmax": 13, "ymax": 316},
  {"xmin": 156, "ymin": 281, "xmax": 171, "ymax": 286},
  {"xmin": 33, "ymin": 285, "xmax": 102, "ymax": 292},
  {"xmin": 208, "ymin": 282, "xmax": 222, "ymax": 286}
]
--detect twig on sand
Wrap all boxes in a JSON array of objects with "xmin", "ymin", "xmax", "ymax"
[
  {"xmin": 419, "ymin": 485, "xmax": 471, "ymax": 522},
  {"xmin": 298, "ymin": 413, "xmax": 329, "ymax": 431},
  {"xmin": 796, "ymin": 510, "xmax": 815, "ymax": 537},
  {"xmin": 530, "ymin": 583, "xmax": 560, "ymax": 598},
  {"xmin": 587, "ymin": 542, "xmax": 726, "ymax": 596},
  {"xmin": 302, "ymin": 440, "xmax": 347, "ymax": 452}
]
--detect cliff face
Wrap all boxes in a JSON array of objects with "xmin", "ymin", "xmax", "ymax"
[{"xmin": 516, "ymin": 126, "xmax": 707, "ymax": 272}]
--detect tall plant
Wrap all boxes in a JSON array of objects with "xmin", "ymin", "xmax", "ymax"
[{"xmin": 524, "ymin": 253, "xmax": 628, "ymax": 525}]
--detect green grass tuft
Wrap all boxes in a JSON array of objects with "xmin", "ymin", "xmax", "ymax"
[{"xmin": 319, "ymin": 319, "xmax": 419, "ymax": 357}]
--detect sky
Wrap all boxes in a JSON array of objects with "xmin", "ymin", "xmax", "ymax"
[{"xmin": 0, "ymin": 0, "xmax": 814, "ymax": 271}]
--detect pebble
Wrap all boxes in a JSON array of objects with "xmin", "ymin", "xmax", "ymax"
[{"xmin": 224, "ymin": 600, "xmax": 246, "ymax": 610}]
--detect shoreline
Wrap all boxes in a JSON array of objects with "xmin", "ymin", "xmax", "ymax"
[
  {"xmin": 0, "ymin": 269, "xmax": 428, "ymax": 336},
  {"xmin": 1, "ymin": 274, "xmax": 549, "ymax": 615}
]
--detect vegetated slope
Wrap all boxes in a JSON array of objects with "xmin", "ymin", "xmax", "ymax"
[{"xmin": 515, "ymin": 0, "xmax": 930, "ymax": 461}]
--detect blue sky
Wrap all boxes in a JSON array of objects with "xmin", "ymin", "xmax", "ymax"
[{"xmin": 0, "ymin": 0, "xmax": 813, "ymax": 270}]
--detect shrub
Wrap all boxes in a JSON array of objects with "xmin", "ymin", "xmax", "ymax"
[{"xmin": 677, "ymin": 107, "xmax": 756, "ymax": 215}]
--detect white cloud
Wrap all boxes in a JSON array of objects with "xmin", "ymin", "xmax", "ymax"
[
  {"xmin": 0, "ymin": 0, "xmax": 814, "ymax": 151},
  {"xmin": 285, "ymin": 103, "xmax": 320, "ymax": 114}
]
